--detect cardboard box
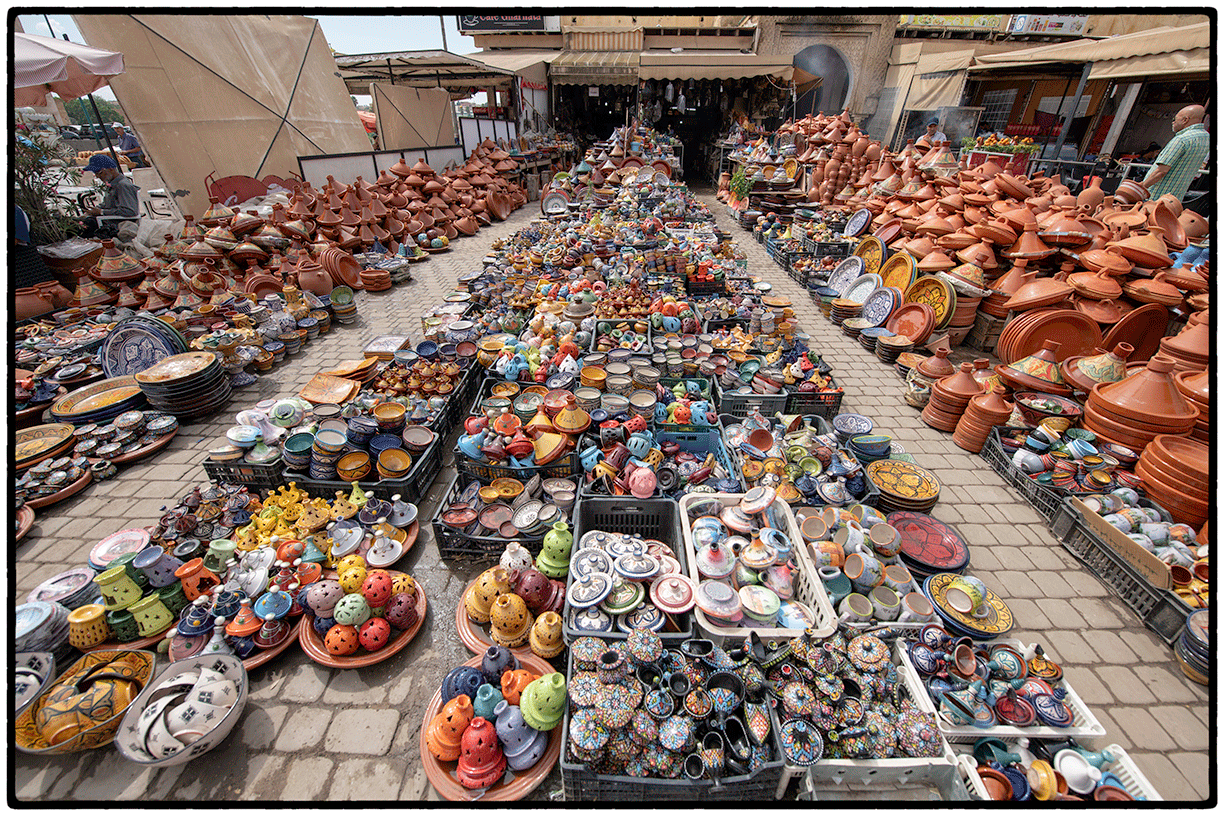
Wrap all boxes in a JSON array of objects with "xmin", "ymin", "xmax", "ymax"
[{"xmin": 1069, "ymin": 497, "xmax": 1172, "ymax": 590}]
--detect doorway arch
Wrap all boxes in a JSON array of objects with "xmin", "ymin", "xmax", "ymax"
[{"xmin": 792, "ymin": 44, "xmax": 853, "ymax": 116}]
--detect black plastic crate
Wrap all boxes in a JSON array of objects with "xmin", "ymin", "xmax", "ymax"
[
  {"xmin": 1051, "ymin": 499, "xmax": 1192, "ymax": 645},
  {"xmin": 979, "ymin": 428, "xmax": 1066, "ymax": 524},
  {"xmin": 702, "ymin": 316, "xmax": 749, "ymax": 334},
  {"xmin": 455, "ymin": 436, "xmax": 586, "ymax": 483},
  {"xmin": 565, "ymin": 498, "xmax": 693, "ymax": 644},
  {"xmin": 203, "ymin": 459, "xmax": 284, "ymax": 488},
  {"xmin": 291, "ymin": 434, "xmax": 443, "ymax": 506},
  {"xmin": 714, "ymin": 379, "xmax": 789, "ymax": 419},
  {"xmin": 685, "ymin": 279, "xmax": 726, "ymax": 298},
  {"xmin": 784, "ymin": 378, "xmax": 845, "ymax": 421},
  {"xmin": 431, "ymin": 471, "xmax": 579, "ymax": 561},
  {"xmin": 440, "ymin": 364, "xmax": 482, "ymax": 435}
]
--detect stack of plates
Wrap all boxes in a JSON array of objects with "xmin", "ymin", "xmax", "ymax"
[
  {"xmin": 1176, "ymin": 609, "xmax": 1209, "ymax": 685},
  {"xmin": 49, "ymin": 377, "xmax": 147, "ymax": 426},
  {"xmin": 325, "ymin": 357, "xmax": 380, "ymax": 385},
  {"xmin": 16, "ymin": 424, "xmax": 77, "ymax": 471},
  {"xmin": 830, "ymin": 298, "xmax": 861, "ymax": 327},
  {"xmin": 98, "ymin": 314, "xmax": 189, "ymax": 378},
  {"xmin": 876, "ymin": 334, "xmax": 913, "ymax": 365},
  {"xmin": 134, "ymin": 352, "xmax": 232, "ymax": 421},
  {"xmin": 887, "ymin": 511, "xmax": 970, "ymax": 580},
  {"xmin": 360, "ymin": 267, "xmax": 392, "ymax": 291},
  {"xmin": 860, "ymin": 326, "xmax": 894, "ymax": 353},
  {"xmin": 330, "ymin": 286, "xmax": 358, "ymax": 323},
  {"xmin": 895, "ymin": 351, "xmax": 927, "ymax": 381},
  {"xmin": 27, "ymin": 567, "xmax": 102, "ymax": 609},
  {"xmin": 842, "ymin": 316, "xmax": 871, "ymax": 341},
  {"xmin": 89, "ymin": 528, "xmax": 152, "ymax": 571},
  {"xmin": 866, "ymin": 459, "xmax": 942, "ymax": 514},
  {"xmin": 922, "ymin": 572, "xmax": 1013, "ymax": 640},
  {"xmin": 15, "ymin": 601, "xmax": 72, "ymax": 663}
]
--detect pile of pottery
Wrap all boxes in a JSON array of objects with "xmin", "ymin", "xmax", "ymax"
[
  {"xmin": 1083, "ymin": 355, "xmax": 1199, "ymax": 455},
  {"xmin": 362, "ymin": 346, "xmax": 469, "ymax": 421},
  {"xmin": 14, "ymin": 601, "xmax": 74, "ymax": 666},
  {"xmin": 301, "ymin": 556, "xmax": 420, "ymax": 658},
  {"xmin": 565, "ymin": 634, "xmax": 777, "ymax": 780},
  {"xmin": 959, "ymin": 738, "xmax": 1144, "ymax": 801},
  {"xmin": 680, "ymin": 489, "xmax": 820, "ymax": 633},
  {"xmin": 904, "ymin": 629, "xmax": 1076, "ymax": 733},
  {"xmin": 723, "ymin": 412, "xmax": 874, "ymax": 507},
  {"xmin": 757, "ymin": 627, "xmax": 948, "ymax": 764},
  {"xmin": 439, "ymin": 476, "xmax": 575, "ymax": 551},
  {"xmin": 565, "ymin": 528, "xmax": 691, "ymax": 637},
  {"xmin": 1000, "ymin": 424, "xmax": 1143, "ymax": 496},
  {"xmin": 1173, "ymin": 369, "xmax": 1209, "ymax": 444},
  {"xmin": 115, "ymin": 654, "xmax": 248, "ymax": 765},
  {"xmin": 1085, "ymin": 488, "xmax": 1206, "ymax": 605},
  {"xmin": 457, "ymin": 386, "xmax": 587, "ymax": 472},
  {"xmin": 15, "ymin": 649, "xmax": 155, "ymax": 754},
  {"xmin": 15, "ymin": 453, "xmax": 92, "ymax": 511},
  {"xmin": 426, "ymin": 661, "xmax": 564, "ymax": 788},
  {"xmin": 464, "ymin": 561, "xmax": 567, "ymax": 656},
  {"xmin": 796, "ymin": 505, "xmax": 940, "ymax": 628},
  {"xmin": 580, "ymin": 420, "xmax": 740, "ymax": 499},
  {"xmin": 1134, "ymin": 435, "xmax": 1210, "ymax": 530}
]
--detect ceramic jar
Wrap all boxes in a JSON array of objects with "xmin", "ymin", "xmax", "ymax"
[
  {"xmin": 464, "ymin": 566, "xmax": 513, "ymax": 624},
  {"xmin": 131, "ymin": 547, "xmax": 184, "ymax": 588},
  {"xmin": 481, "ymin": 644, "xmax": 518, "ymax": 686},
  {"xmin": 67, "ymin": 604, "xmax": 111, "ymax": 649}
]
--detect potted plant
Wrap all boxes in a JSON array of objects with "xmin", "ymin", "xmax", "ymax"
[
  {"xmin": 728, "ymin": 166, "xmax": 752, "ymax": 211},
  {"xmin": 14, "ymin": 135, "xmax": 88, "ymax": 246}
]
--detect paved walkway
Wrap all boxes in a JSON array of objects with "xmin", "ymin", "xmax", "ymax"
[{"xmin": 15, "ymin": 191, "xmax": 1207, "ymax": 801}]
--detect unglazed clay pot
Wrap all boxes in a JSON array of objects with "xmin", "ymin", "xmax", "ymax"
[
  {"xmin": 426, "ymin": 693, "xmax": 473, "ymax": 761},
  {"xmin": 456, "ymin": 716, "xmax": 506, "ymax": 789}
]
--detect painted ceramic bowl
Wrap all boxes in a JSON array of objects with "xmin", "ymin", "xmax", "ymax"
[{"xmin": 114, "ymin": 654, "xmax": 248, "ymax": 767}]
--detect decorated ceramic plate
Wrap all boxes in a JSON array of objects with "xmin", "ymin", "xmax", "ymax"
[
  {"xmin": 27, "ymin": 567, "xmax": 96, "ymax": 605},
  {"xmin": 866, "ymin": 459, "xmax": 941, "ymax": 502},
  {"xmin": 842, "ymin": 208, "xmax": 872, "ymax": 238},
  {"xmin": 859, "ymin": 286, "xmax": 898, "ymax": 326},
  {"xmin": 879, "ymin": 252, "xmax": 917, "ymax": 291},
  {"xmin": 16, "ymin": 424, "xmax": 76, "ymax": 468},
  {"xmin": 903, "ymin": 276, "xmax": 957, "ymax": 330},
  {"xmin": 843, "ymin": 273, "xmax": 881, "ymax": 305},
  {"xmin": 825, "ymin": 256, "xmax": 865, "ymax": 295},
  {"xmin": 133, "ymin": 352, "xmax": 218, "ymax": 385},
  {"xmin": 923, "ymin": 572, "xmax": 1014, "ymax": 638},
  {"xmin": 852, "ymin": 235, "xmax": 887, "ymax": 276},
  {"xmin": 89, "ymin": 528, "xmax": 152, "ymax": 571},
  {"xmin": 49, "ymin": 377, "xmax": 143, "ymax": 419},
  {"xmin": 541, "ymin": 190, "xmax": 569, "ymax": 215},
  {"xmin": 888, "ymin": 511, "xmax": 970, "ymax": 574},
  {"xmin": 99, "ymin": 320, "xmax": 185, "ymax": 379}
]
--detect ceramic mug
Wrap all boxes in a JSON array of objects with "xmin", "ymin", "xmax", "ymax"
[
  {"xmin": 837, "ymin": 593, "xmax": 874, "ymax": 625},
  {"xmin": 833, "ymin": 520, "xmax": 866, "ymax": 555},
  {"xmin": 800, "ymin": 515, "xmax": 830, "ymax": 543},
  {"xmin": 899, "ymin": 592, "xmax": 937, "ymax": 624},
  {"xmin": 944, "ymin": 575, "xmax": 988, "ymax": 617},
  {"xmin": 818, "ymin": 566, "xmax": 853, "ymax": 606},
  {"xmin": 809, "ymin": 540, "xmax": 845, "ymax": 569},
  {"xmin": 883, "ymin": 563, "xmax": 916, "ymax": 597},
  {"xmin": 869, "ymin": 585, "xmax": 901, "ymax": 621},
  {"xmin": 869, "ymin": 523, "xmax": 901, "ymax": 558},
  {"xmin": 843, "ymin": 552, "xmax": 884, "ymax": 594}
]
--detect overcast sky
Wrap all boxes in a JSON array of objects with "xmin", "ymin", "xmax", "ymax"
[{"xmin": 17, "ymin": 13, "xmax": 479, "ymax": 101}]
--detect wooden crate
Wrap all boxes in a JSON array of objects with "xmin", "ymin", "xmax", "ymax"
[{"xmin": 965, "ymin": 311, "xmax": 1006, "ymax": 353}]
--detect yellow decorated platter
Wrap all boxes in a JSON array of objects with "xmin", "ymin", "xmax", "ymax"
[
  {"xmin": 924, "ymin": 572, "xmax": 1014, "ymax": 637},
  {"xmin": 879, "ymin": 252, "xmax": 918, "ymax": 291},
  {"xmin": 852, "ymin": 235, "xmax": 887, "ymax": 276},
  {"xmin": 49, "ymin": 377, "xmax": 143, "ymax": 419},
  {"xmin": 903, "ymin": 276, "xmax": 957, "ymax": 330},
  {"xmin": 16, "ymin": 424, "xmax": 76, "ymax": 469},
  {"xmin": 866, "ymin": 459, "xmax": 942, "ymax": 502}
]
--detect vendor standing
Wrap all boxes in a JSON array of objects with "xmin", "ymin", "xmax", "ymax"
[
  {"xmin": 1141, "ymin": 104, "xmax": 1209, "ymax": 202},
  {"xmin": 112, "ymin": 123, "xmax": 147, "ymax": 167},
  {"xmin": 79, "ymin": 154, "xmax": 139, "ymax": 238}
]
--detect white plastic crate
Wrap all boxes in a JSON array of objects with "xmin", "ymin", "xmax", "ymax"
[
  {"xmin": 955, "ymin": 744, "xmax": 1162, "ymax": 801},
  {"xmin": 678, "ymin": 493, "xmax": 835, "ymax": 644},
  {"xmin": 896, "ymin": 638, "xmax": 1106, "ymax": 744}
]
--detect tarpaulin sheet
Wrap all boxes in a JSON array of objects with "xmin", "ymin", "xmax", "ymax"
[
  {"xmin": 370, "ymin": 83, "xmax": 455, "ymax": 151},
  {"xmin": 905, "ymin": 49, "xmax": 974, "ymax": 111},
  {"xmin": 73, "ymin": 14, "xmax": 369, "ymax": 217}
]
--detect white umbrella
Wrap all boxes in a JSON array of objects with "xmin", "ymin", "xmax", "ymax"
[{"xmin": 14, "ymin": 31, "xmax": 125, "ymax": 106}]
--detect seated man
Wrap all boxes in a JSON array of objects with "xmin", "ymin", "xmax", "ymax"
[
  {"xmin": 79, "ymin": 154, "xmax": 139, "ymax": 239},
  {"xmin": 113, "ymin": 123, "xmax": 147, "ymax": 167}
]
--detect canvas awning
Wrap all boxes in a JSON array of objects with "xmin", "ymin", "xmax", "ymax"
[
  {"xmin": 470, "ymin": 49, "xmax": 561, "ymax": 74},
  {"xmin": 638, "ymin": 51, "xmax": 793, "ymax": 82},
  {"xmin": 335, "ymin": 49, "xmax": 516, "ymax": 94},
  {"xmin": 550, "ymin": 50, "xmax": 639, "ymax": 86},
  {"xmin": 969, "ymin": 21, "xmax": 1210, "ymax": 76},
  {"xmin": 906, "ymin": 49, "xmax": 975, "ymax": 110},
  {"xmin": 1087, "ymin": 47, "xmax": 1209, "ymax": 80}
]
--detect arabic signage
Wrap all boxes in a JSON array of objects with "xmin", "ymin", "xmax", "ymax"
[
  {"xmin": 899, "ymin": 14, "xmax": 1004, "ymax": 31},
  {"xmin": 458, "ymin": 16, "xmax": 561, "ymax": 33}
]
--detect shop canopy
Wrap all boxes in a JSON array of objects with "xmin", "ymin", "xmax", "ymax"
[
  {"xmin": 13, "ymin": 31, "xmax": 125, "ymax": 106},
  {"xmin": 335, "ymin": 49, "xmax": 517, "ymax": 95},
  {"xmin": 550, "ymin": 50, "xmax": 640, "ymax": 86},
  {"xmin": 969, "ymin": 21, "xmax": 1209, "ymax": 79},
  {"xmin": 638, "ymin": 51, "xmax": 794, "ymax": 82}
]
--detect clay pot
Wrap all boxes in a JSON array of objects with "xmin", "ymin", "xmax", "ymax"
[
  {"xmin": 488, "ymin": 593, "xmax": 533, "ymax": 649},
  {"xmin": 464, "ymin": 566, "xmax": 513, "ymax": 624},
  {"xmin": 1178, "ymin": 209, "xmax": 1209, "ymax": 240},
  {"xmin": 500, "ymin": 668, "xmax": 539, "ymax": 706},
  {"xmin": 426, "ymin": 694, "xmax": 473, "ymax": 761},
  {"xmin": 916, "ymin": 348, "xmax": 955, "ymax": 379},
  {"xmin": 16, "ymin": 287, "xmax": 56, "ymax": 320},
  {"xmin": 456, "ymin": 717, "xmax": 507, "ymax": 789},
  {"xmin": 481, "ymin": 645, "xmax": 519, "ymax": 686},
  {"xmin": 494, "ymin": 700, "xmax": 548, "ymax": 771},
  {"xmin": 1090, "ymin": 354, "xmax": 1199, "ymax": 427}
]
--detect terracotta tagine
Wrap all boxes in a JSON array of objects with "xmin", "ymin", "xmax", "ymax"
[
  {"xmin": 1061, "ymin": 343, "xmax": 1134, "ymax": 393},
  {"xmin": 995, "ymin": 340, "xmax": 1072, "ymax": 396}
]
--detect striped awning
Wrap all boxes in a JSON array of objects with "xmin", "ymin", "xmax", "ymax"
[
  {"xmin": 565, "ymin": 27, "xmax": 643, "ymax": 52},
  {"xmin": 638, "ymin": 51, "xmax": 794, "ymax": 81},
  {"xmin": 550, "ymin": 50, "xmax": 640, "ymax": 86}
]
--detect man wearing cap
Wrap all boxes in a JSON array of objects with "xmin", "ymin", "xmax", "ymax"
[
  {"xmin": 112, "ymin": 123, "xmax": 147, "ymax": 167},
  {"xmin": 79, "ymin": 154, "xmax": 139, "ymax": 238},
  {"xmin": 926, "ymin": 120, "xmax": 947, "ymax": 144}
]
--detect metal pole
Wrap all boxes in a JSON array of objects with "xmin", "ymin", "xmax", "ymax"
[
  {"xmin": 439, "ymin": 16, "xmax": 448, "ymax": 52},
  {"xmin": 1050, "ymin": 62, "xmax": 1092, "ymax": 168},
  {"xmin": 86, "ymin": 92, "xmax": 121, "ymax": 166},
  {"xmin": 1041, "ymin": 72, "xmax": 1075, "ymax": 172}
]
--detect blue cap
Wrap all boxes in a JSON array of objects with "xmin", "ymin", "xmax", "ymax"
[
  {"xmin": 84, "ymin": 154, "xmax": 118, "ymax": 173},
  {"xmin": 928, "ymin": 120, "xmax": 939, "ymax": 126}
]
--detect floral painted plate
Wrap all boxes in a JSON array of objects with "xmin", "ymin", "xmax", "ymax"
[{"xmin": 923, "ymin": 572, "xmax": 1014, "ymax": 638}]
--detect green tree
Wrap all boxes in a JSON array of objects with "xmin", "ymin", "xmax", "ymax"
[{"xmin": 63, "ymin": 97, "xmax": 125, "ymax": 127}]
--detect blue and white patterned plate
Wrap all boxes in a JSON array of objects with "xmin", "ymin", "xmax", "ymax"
[
  {"xmin": 843, "ymin": 273, "xmax": 883, "ymax": 305},
  {"xmin": 100, "ymin": 317, "xmax": 186, "ymax": 378},
  {"xmin": 826, "ymin": 256, "xmax": 865, "ymax": 295},
  {"xmin": 860, "ymin": 287, "xmax": 898, "ymax": 327}
]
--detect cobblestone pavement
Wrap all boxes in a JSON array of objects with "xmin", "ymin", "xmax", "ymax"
[{"xmin": 15, "ymin": 190, "xmax": 1208, "ymax": 802}]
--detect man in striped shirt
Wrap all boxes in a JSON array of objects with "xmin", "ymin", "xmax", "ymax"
[{"xmin": 1141, "ymin": 104, "xmax": 1209, "ymax": 202}]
